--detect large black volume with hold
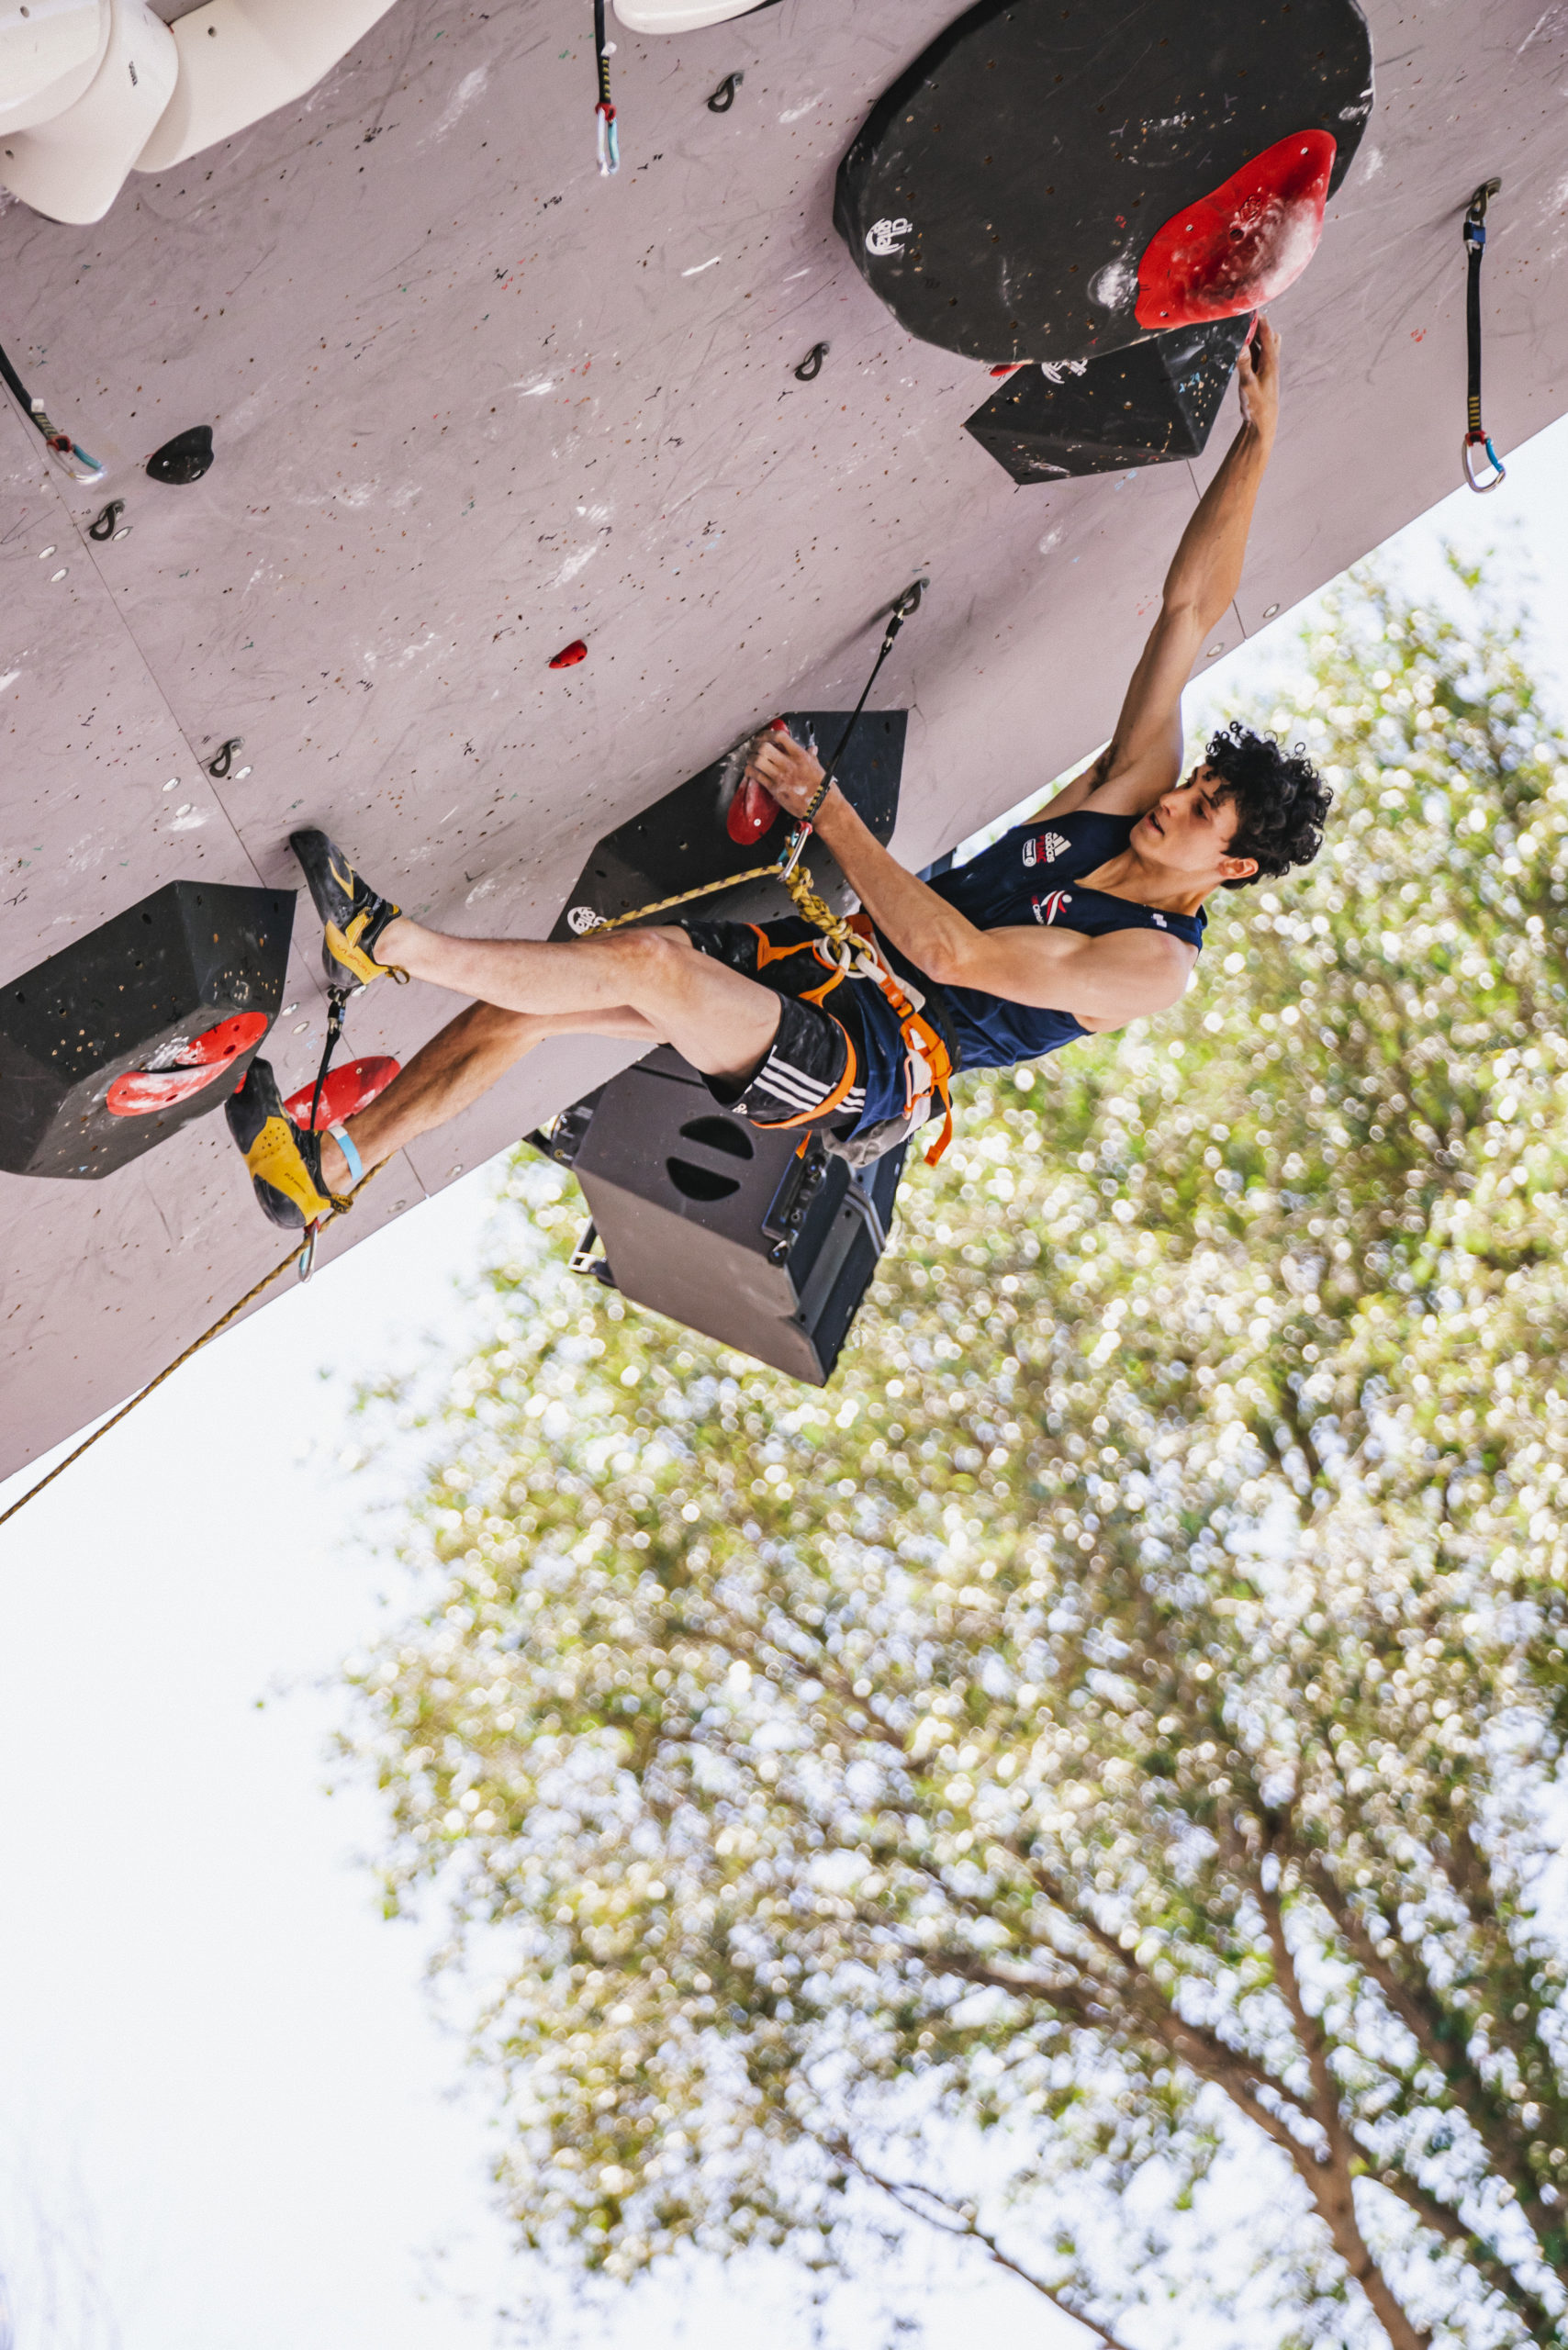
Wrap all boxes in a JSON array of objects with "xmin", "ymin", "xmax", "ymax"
[
  {"xmin": 549, "ymin": 710, "xmax": 905, "ymax": 941},
  {"xmin": 0, "ymin": 881, "xmax": 292, "ymax": 1181},
  {"xmin": 834, "ymin": 0, "xmax": 1372, "ymax": 366},
  {"xmin": 966, "ymin": 315, "xmax": 1254, "ymax": 482}
]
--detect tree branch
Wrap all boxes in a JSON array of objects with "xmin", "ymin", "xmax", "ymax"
[
  {"xmin": 1307, "ymin": 1855, "xmax": 1562, "ymax": 2256},
  {"xmin": 1371, "ymin": 2161, "xmax": 1566, "ymax": 2347},
  {"xmin": 1259, "ymin": 1868, "xmax": 1433, "ymax": 2350},
  {"xmin": 825, "ymin": 2134, "xmax": 1143, "ymax": 2350},
  {"xmin": 1273, "ymin": 1384, "xmax": 1333, "ymax": 1493},
  {"xmin": 913, "ymin": 1937, "xmax": 1331, "ymax": 2186}
]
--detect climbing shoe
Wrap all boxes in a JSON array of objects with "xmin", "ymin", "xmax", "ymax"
[
  {"xmin": 288, "ymin": 827, "xmax": 404, "ymax": 991},
  {"xmin": 225, "ymin": 1057, "xmax": 341, "ymax": 1230}
]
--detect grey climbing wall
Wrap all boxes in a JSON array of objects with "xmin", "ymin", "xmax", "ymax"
[{"xmin": 2, "ymin": 0, "xmax": 1566, "ymax": 1474}]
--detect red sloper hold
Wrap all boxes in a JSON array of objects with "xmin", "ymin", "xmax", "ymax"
[
  {"xmin": 726, "ymin": 775, "xmax": 781, "ymax": 845},
  {"xmin": 1135, "ymin": 129, "xmax": 1337, "ymax": 331},
  {"xmin": 105, "ymin": 1010, "xmax": 271, "ymax": 1116},
  {"xmin": 550, "ymin": 639, "xmax": 588, "ymax": 668},
  {"xmin": 283, "ymin": 1055, "xmax": 400, "ymax": 1132},
  {"xmin": 725, "ymin": 717, "xmax": 786, "ymax": 845}
]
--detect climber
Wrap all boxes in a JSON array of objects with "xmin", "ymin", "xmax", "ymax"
[{"xmin": 227, "ymin": 318, "xmax": 1330, "ymax": 1228}]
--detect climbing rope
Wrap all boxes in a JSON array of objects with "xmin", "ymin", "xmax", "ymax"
[
  {"xmin": 1462, "ymin": 178, "xmax": 1506, "ymax": 494},
  {"xmin": 307, "ymin": 988, "xmax": 350, "ymax": 1146},
  {"xmin": 0, "ymin": 1156, "xmax": 389, "ymax": 1534},
  {"xmin": 0, "ymin": 333, "xmax": 105, "ymax": 481},
  {"xmin": 291, "ymin": 985, "xmax": 357, "ymax": 1281}
]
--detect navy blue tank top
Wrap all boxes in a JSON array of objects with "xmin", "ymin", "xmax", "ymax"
[
  {"xmin": 833, "ymin": 803, "xmax": 1205, "ymax": 1134},
  {"xmin": 890, "ymin": 804, "xmax": 1205, "ymax": 1078}
]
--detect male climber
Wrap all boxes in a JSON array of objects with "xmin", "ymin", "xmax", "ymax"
[{"xmin": 227, "ymin": 318, "xmax": 1330, "ymax": 1225}]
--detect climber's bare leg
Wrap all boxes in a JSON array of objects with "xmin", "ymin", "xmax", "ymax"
[
  {"xmin": 372, "ymin": 915, "xmax": 782, "ymax": 1081},
  {"xmin": 318, "ymin": 1000, "xmax": 660, "ymax": 1189}
]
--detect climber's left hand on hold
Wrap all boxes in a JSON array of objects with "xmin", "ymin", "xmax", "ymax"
[{"xmin": 745, "ymin": 726, "xmax": 832, "ymax": 821}]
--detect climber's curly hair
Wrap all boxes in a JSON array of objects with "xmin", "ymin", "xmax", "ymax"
[{"xmin": 1203, "ymin": 721, "xmax": 1333, "ymax": 890}]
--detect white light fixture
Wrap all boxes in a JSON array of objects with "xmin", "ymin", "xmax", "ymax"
[
  {"xmin": 0, "ymin": 0, "xmax": 399, "ymax": 224},
  {"xmin": 136, "ymin": 0, "xmax": 398, "ymax": 174},
  {"xmin": 613, "ymin": 0, "xmax": 774, "ymax": 31},
  {"xmin": 0, "ymin": 0, "xmax": 177, "ymax": 224}
]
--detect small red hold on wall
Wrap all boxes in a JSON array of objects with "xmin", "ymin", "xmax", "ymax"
[
  {"xmin": 726, "ymin": 719, "xmax": 789, "ymax": 845},
  {"xmin": 549, "ymin": 639, "xmax": 588, "ymax": 669}
]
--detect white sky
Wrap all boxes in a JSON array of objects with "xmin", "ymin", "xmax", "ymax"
[{"xmin": 2, "ymin": 412, "xmax": 1566, "ymax": 2350}]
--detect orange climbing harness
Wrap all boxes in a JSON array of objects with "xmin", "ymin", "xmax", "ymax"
[{"xmin": 747, "ymin": 899, "xmax": 956, "ymax": 1165}]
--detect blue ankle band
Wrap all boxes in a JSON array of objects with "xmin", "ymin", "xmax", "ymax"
[{"xmin": 330, "ymin": 1124, "xmax": 364, "ymax": 1185}]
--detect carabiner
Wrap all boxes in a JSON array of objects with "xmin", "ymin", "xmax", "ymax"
[
  {"xmin": 297, "ymin": 1220, "xmax": 319, "ymax": 1282},
  {"xmin": 780, "ymin": 823, "xmax": 812, "ymax": 878},
  {"xmin": 1463, "ymin": 432, "xmax": 1506, "ymax": 494},
  {"xmin": 1467, "ymin": 175, "xmax": 1501, "ymax": 227}
]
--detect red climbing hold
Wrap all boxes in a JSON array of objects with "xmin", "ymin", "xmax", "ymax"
[
  {"xmin": 726, "ymin": 773, "xmax": 781, "ymax": 845},
  {"xmin": 726, "ymin": 719, "xmax": 786, "ymax": 845},
  {"xmin": 550, "ymin": 639, "xmax": 588, "ymax": 668},
  {"xmin": 283, "ymin": 1055, "xmax": 399, "ymax": 1131},
  {"xmin": 1135, "ymin": 130, "xmax": 1337, "ymax": 331},
  {"xmin": 105, "ymin": 1010, "xmax": 270, "ymax": 1116}
]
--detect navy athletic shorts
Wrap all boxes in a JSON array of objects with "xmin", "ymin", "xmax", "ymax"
[{"xmin": 682, "ymin": 916, "xmax": 872, "ymax": 1136}]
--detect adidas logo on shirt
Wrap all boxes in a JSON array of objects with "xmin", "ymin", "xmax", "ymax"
[{"xmin": 1022, "ymin": 830, "xmax": 1070, "ymax": 868}]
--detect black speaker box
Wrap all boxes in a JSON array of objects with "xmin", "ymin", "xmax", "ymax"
[
  {"xmin": 963, "ymin": 317, "xmax": 1254, "ymax": 483},
  {"xmin": 0, "ymin": 879, "xmax": 294, "ymax": 1181},
  {"xmin": 553, "ymin": 1048, "xmax": 905, "ymax": 1384},
  {"xmin": 550, "ymin": 709, "xmax": 906, "ymax": 940}
]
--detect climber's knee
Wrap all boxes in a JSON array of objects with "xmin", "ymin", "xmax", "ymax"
[{"xmin": 610, "ymin": 923, "xmax": 702, "ymax": 997}]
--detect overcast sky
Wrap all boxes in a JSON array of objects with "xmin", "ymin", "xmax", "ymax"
[{"xmin": 2, "ymin": 414, "xmax": 1565, "ymax": 2350}]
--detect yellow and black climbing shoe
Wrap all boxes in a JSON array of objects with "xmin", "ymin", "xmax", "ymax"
[
  {"xmin": 225, "ymin": 1057, "xmax": 342, "ymax": 1230},
  {"xmin": 289, "ymin": 827, "xmax": 404, "ymax": 991}
]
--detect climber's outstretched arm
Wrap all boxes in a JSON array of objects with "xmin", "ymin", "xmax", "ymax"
[{"xmin": 1036, "ymin": 317, "xmax": 1282, "ymax": 824}]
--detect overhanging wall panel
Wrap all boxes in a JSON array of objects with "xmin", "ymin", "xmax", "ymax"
[{"xmin": 2, "ymin": 0, "xmax": 1566, "ymax": 1474}]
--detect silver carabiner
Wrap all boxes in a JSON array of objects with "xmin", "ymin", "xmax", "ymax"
[
  {"xmin": 780, "ymin": 822, "xmax": 812, "ymax": 878},
  {"xmin": 1462, "ymin": 433, "xmax": 1506, "ymax": 493}
]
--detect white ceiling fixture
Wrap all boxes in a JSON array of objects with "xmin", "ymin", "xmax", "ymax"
[
  {"xmin": 612, "ymin": 0, "xmax": 776, "ymax": 32},
  {"xmin": 0, "ymin": 0, "xmax": 399, "ymax": 222},
  {"xmin": 135, "ymin": 0, "xmax": 398, "ymax": 173},
  {"xmin": 0, "ymin": 0, "xmax": 177, "ymax": 223}
]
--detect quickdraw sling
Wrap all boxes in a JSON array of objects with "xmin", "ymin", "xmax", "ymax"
[{"xmin": 1462, "ymin": 178, "xmax": 1506, "ymax": 495}]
